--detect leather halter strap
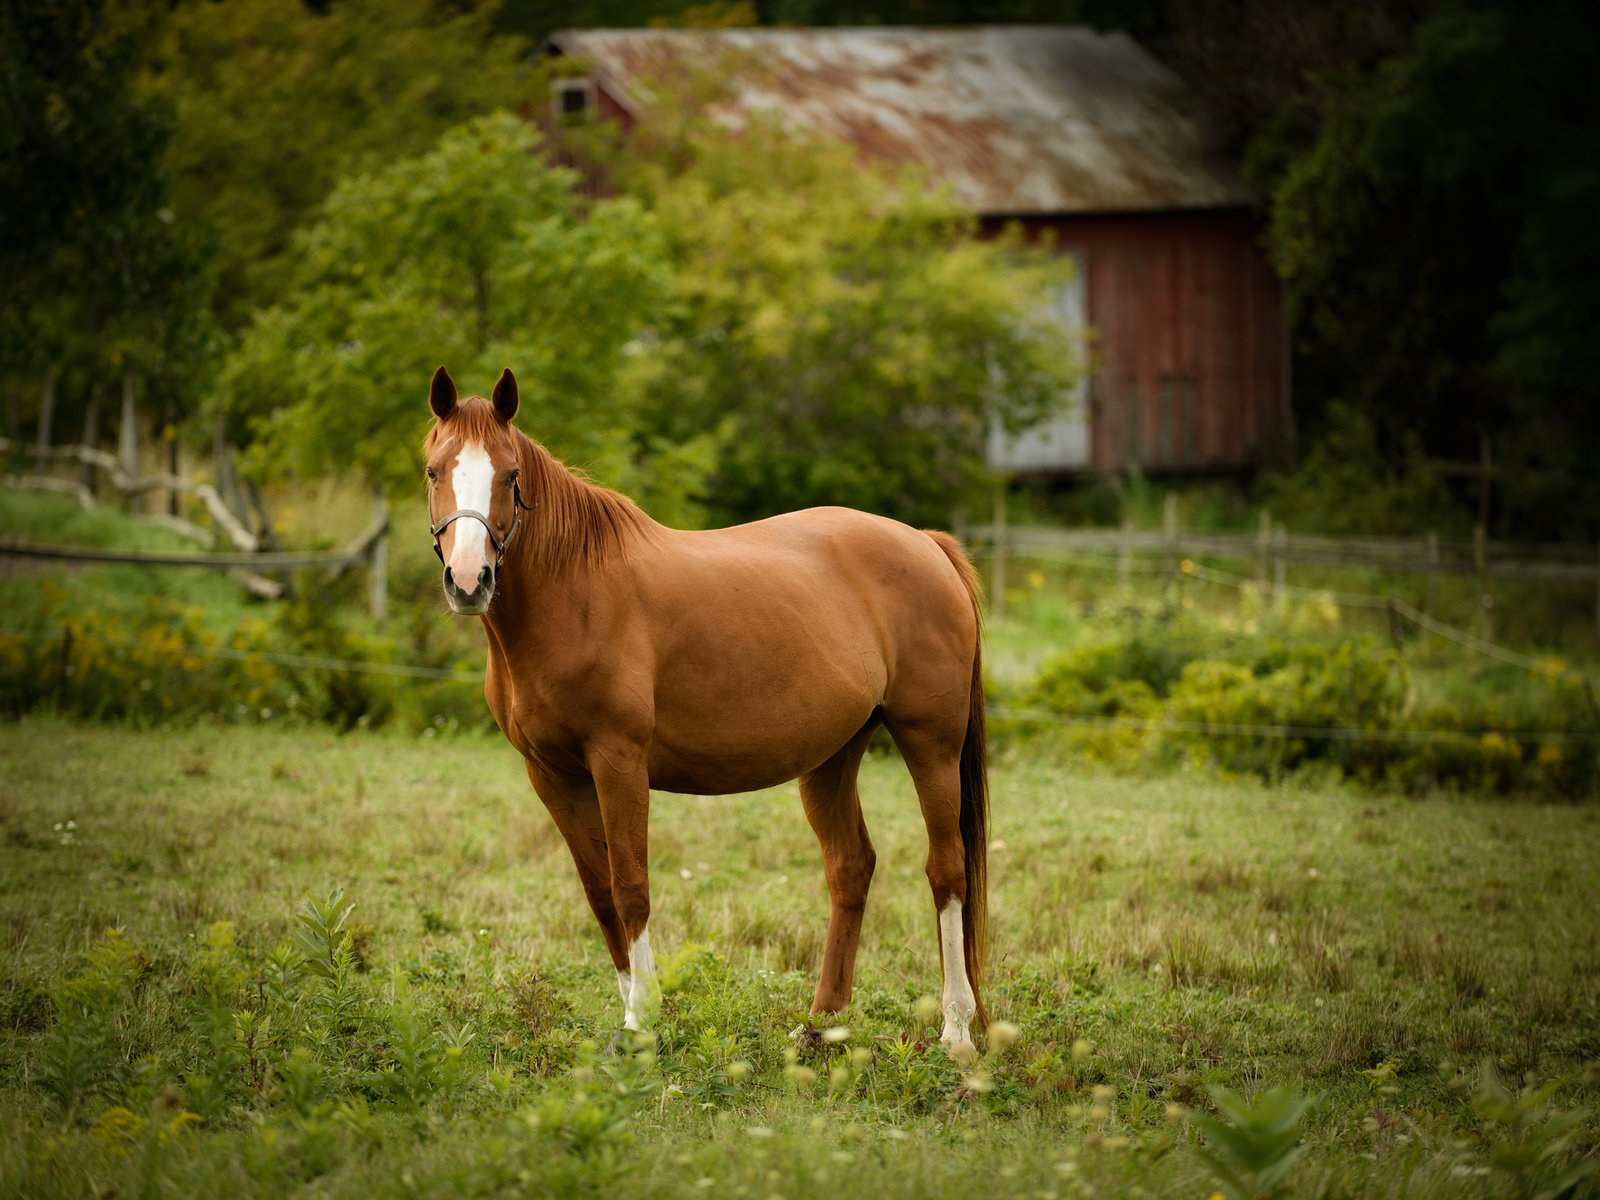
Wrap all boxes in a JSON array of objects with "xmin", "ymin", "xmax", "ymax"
[{"xmin": 429, "ymin": 477, "xmax": 536, "ymax": 566}]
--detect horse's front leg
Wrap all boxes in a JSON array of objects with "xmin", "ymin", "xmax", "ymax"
[
  {"xmin": 523, "ymin": 763, "xmax": 633, "ymax": 1010},
  {"xmin": 589, "ymin": 741, "xmax": 656, "ymax": 1032}
]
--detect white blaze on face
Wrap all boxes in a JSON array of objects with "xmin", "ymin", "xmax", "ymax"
[
  {"xmin": 938, "ymin": 898, "xmax": 976, "ymax": 1050},
  {"xmin": 622, "ymin": 928, "xmax": 657, "ymax": 1031},
  {"xmin": 445, "ymin": 441, "xmax": 495, "ymax": 596}
]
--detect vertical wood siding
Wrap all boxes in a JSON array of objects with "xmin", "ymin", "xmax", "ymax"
[{"xmin": 993, "ymin": 211, "xmax": 1288, "ymax": 474}]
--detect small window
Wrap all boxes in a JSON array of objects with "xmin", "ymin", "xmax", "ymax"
[{"xmin": 552, "ymin": 78, "xmax": 595, "ymax": 121}]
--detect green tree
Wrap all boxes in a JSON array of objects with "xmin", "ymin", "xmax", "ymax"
[
  {"xmin": 614, "ymin": 100, "xmax": 1079, "ymax": 527},
  {"xmin": 0, "ymin": 0, "xmax": 215, "ymax": 453},
  {"xmin": 143, "ymin": 0, "xmax": 541, "ymax": 330},
  {"xmin": 219, "ymin": 113, "xmax": 703, "ymax": 516},
  {"xmin": 1136, "ymin": 0, "xmax": 1600, "ymax": 538},
  {"xmin": 1263, "ymin": 2, "xmax": 1600, "ymax": 537}
]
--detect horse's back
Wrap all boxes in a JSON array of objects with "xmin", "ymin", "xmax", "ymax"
[
  {"xmin": 630, "ymin": 507, "xmax": 977, "ymax": 793},
  {"xmin": 661, "ymin": 506, "xmax": 975, "ymax": 662}
]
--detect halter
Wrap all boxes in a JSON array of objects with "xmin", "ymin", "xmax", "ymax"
[{"xmin": 429, "ymin": 475, "xmax": 537, "ymax": 570}]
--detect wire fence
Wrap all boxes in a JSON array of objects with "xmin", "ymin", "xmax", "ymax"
[
  {"xmin": 5, "ymin": 594, "xmax": 1595, "ymax": 747},
  {"xmin": 0, "ymin": 626, "xmax": 480, "ymax": 683},
  {"xmin": 987, "ymin": 707, "xmax": 1600, "ymax": 747},
  {"xmin": 970, "ymin": 497, "xmax": 1600, "ymax": 653},
  {"xmin": 964, "ymin": 527, "xmax": 1599, "ymax": 759},
  {"xmin": 4, "ymin": 496, "xmax": 1596, "ymax": 751},
  {"xmin": 971, "ymin": 535, "xmax": 1596, "ymax": 688}
]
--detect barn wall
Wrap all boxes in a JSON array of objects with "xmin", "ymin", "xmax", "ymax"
[
  {"xmin": 990, "ymin": 211, "xmax": 1289, "ymax": 474},
  {"xmin": 560, "ymin": 74, "xmax": 1289, "ymax": 476}
]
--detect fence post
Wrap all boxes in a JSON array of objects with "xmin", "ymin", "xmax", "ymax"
[
  {"xmin": 1118, "ymin": 516, "xmax": 1132, "ymax": 585},
  {"xmin": 56, "ymin": 625, "xmax": 73, "ymax": 711},
  {"xmin": 368, "ymin": 489, "xmax": 389, "ymax": 627},
  {"xmin": 80, "ymin": 384, "xmax": 101, "ymax": 494},
  {"xmin": 1273, "ymin": 525, "xmax": 1288, "ymax": 614},
  {"xmin": 1425, "ymin": 530, "xmax": 1439, "ymax": 617},
  {"xmin": 1256, "ymin": 509, "xmax": 1271, "ymax": 596},
  {"xmin": 118, "ymin": 372, "xmax": 139, "ymax": 514},
  {"xmin": 989, "ymin": 484, "xmax": 1008, "ymax": 621},
  {"xmin": 1162, "ymin": 491, "xmax": 1179, "ymax": 575},
  {"xmin": 35, "ymin": 369, "xmax": 57, "ymax": 461},
  {"xmin": 1474, "ymin": 521, "xmax": 1491, "ymax": 639}
]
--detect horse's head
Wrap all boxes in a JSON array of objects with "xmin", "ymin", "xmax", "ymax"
[{"xmin": 424, "ymin": 366, "xmax": 532, "ymax": 616}]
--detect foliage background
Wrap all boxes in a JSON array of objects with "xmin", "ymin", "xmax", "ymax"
[{"xmin": 7, "ymin": 0, "xmax": 1596, "ymax": 539}]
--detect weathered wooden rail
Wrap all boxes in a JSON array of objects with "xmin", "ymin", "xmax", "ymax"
[
  {"xmin": 968, "ymin": 523, "xmax": 1600, "ymax": 580},
  {"xmin": 966, "ymin": 493, "xmax": 1600, "ymax": 646},
  {"xmin": 2, "ymin": 437, "xmax": 392, "ymax": 620}
]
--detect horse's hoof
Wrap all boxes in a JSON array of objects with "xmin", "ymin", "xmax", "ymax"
[
  {"xmin": 789, "ymin": 1024, "xmax": 823, "ymax": 1051},
  {"xmin": 609, "ymin": 1028, "xmax": 654, "ymax": 1056},
  {"xmin": 943, "ymin": 1038, "xmax": 980, "ymax": 1068}
]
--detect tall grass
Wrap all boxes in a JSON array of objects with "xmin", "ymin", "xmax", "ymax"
[{"xmin": 1, "ymin": 720, "xmax": 1596, "ymax": 1197}]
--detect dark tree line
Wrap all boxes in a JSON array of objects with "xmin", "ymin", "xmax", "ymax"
[
  {"xmin": 1149, "ymin": 0, "xmax": 1600, "ymax": 539},
  {"xmin": 495, "ymin": 0, "xmax": 1600, "ymax": 537},
  {"xmin": 4, "ymin": 0, "xmax": 1597, "ymax": 537}
]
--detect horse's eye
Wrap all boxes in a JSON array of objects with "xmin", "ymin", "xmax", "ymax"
[
  {"xmin": 506, "ymin": 471, "xmax": 519, "ymax": 489},
  {"xmin": 425, "ymin": 467, "xmax": 437, "ymax": 482}
]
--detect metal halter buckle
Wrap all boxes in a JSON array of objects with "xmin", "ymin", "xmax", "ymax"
[{"xmin": 429, "ymin": 476, "xmax": 536, "ymax": 568}]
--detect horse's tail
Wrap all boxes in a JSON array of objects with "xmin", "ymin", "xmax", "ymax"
[{"xmin": 924, "ymin": 530, "xmax": 989, "ymax": 1028}]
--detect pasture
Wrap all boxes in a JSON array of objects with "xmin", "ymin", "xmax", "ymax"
[{"xmin": 2, "ymin": 719, "xmax": 1597, "ymax": 1198}]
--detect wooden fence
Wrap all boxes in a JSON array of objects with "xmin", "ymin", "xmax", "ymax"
[
  {"xmin": 969, "ymin": 492, "xmax": 1600, "ymax": 646},
  {"xmin": 1, "ymin": 438, "xmax": 391, "ymax": 620}
]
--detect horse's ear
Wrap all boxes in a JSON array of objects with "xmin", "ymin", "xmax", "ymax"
[
  {"xmin": 491, "ymin": 368, "xmax": 519, "ymax": 423},
  {"xmin": 429, "ymin": 366, "xmax": 457, "ymax": 420}
]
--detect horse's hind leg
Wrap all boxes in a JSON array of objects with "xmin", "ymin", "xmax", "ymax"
[
  {"xmin": 887, "ymin": 719, "xmax": 978, "ymax": 1062},
  {"xmin": 799, "ymin": 722, "xmax": 879, "ymax": 1016}
]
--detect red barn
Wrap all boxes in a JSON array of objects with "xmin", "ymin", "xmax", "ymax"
[{"xmin": 546, "ymin": 26, "xmax": 1290, "ymax": 477}]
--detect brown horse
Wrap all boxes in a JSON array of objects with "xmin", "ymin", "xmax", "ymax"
[{"xmin": 424, "ymin": 366, "xmax": 989, "ymax": 1056}]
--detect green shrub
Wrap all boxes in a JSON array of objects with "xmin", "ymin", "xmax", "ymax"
[
  {"xmin": 0, "ymin": 575, "xmax": 492, "ymax": 733},
  {"xmin": 1166, "ymin": 639, "xmax": 1409, "ymax": 783},
  {"xmin": 1016, "ymin": 605, "xmax": 1597, "ymax": 798},
  {"xmin": 1024, "ymin": 609, "xmax": 1219, "ymax": 713}
]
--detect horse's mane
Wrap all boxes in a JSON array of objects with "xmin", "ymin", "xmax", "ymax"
[{"xmin": 427, "ymin": 397, "xmax": 653, "ymax": 573}]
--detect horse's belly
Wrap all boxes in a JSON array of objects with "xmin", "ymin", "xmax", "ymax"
[
  {"xmin": 647, "ymin": 755, "xmax": 819, "ymax": 796},
  {"xmin": 646, "ymin": 739, "xmax": 860, "ymax": 795},
  {"xmin": 644, "ymin": 678, "xmax": 879, "ymax": 795}
]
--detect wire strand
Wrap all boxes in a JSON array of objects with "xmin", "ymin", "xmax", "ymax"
[
  {"xmin": 5, "ymin": 626, "xmax": 1590, "ymax": 746},
  {"xmin": 0, "ymin": 627, "xmax": 481, "ymax": 682},
  {"xmin": 989, "ymin": 707, "xmax": 1599, "ymax": 746},
  {"xmin": 994, "ymin": 544, "xmax": 1596, "ymax": 684}
]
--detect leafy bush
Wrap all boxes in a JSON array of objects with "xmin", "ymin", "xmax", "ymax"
[
  {"xmin": 1453, "ymin": 1060, "xmax": 1599, "ymax": 1200},
  {"xmin": 0, "ymin": 575, "xmax": 490, "ymax": 733},
  {"xmin": 1017, "ymin": 604, "xmax": 1598, "ymax": 798},
  {"xmin": 1027, "ymin": 610, "xmax": 1214, "ymax": 706},
  {"xmin": 1166, "ymin": 639, "xmax": 1409, "ymax": 783}
]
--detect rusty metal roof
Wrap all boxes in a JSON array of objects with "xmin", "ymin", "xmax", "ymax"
[{"xmin": 547, "ymin": 26, "xmax": 1254, "ymax": 215}]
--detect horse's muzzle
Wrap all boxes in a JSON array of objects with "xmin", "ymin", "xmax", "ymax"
[{"xmin": 442, "ymin": 564, "xmax": 495, "ymax": 615}]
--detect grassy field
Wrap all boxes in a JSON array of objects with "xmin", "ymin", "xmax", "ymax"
[{"xmin": 2, "ymin": 719, "xmax": 1597, "ymax": 1198}]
